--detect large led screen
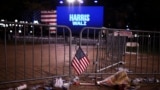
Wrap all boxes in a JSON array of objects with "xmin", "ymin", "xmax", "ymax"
[{"xmin": 57, "ymin": 6, "xmax": 104, "ymax": 35}]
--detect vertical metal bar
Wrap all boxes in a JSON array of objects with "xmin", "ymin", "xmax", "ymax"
[
  {"xmin": 141, "ymin": 32, "xmax": 145, "ymax": 74},
  {"xmin": 63, "ymin": 28, "xmax": 65, "ymax": 75},
  {"xmin": 40, "ymin": 26, "xmax": 43, "ymax": 77},
  {"xmin": 152, "ymin": 32, "xmax": 155, "ymax": 73},
  {"xmin": 86, "ymin": 28, "xmax": 89, "ymax": 73},
  {"xmin": 55, "ymin": 29, "xmax": 58, "ymax": 75},
  {"xmin": 48, "ymin": 26, "xmax": 51, "ymax": 75},
  {"xmin": 158, "ymin": 34, "xmax": 160, "ymax": 74},
  {"xmin": 99, "ymin": 29, "xmax": 103, "ymax": 74},
  {"xmin": 95, "ymin": 32, "xmax": 99, "ymax": 84},
  {"xmin": 14, "ymin": 24, "xmax": 17, "ymax": 80},
  {"xmin": 146, "ymin": 32, "xmax": 150, "ymax": 74},
  {"xmin": 105, "ymin": 29, "xmax": 109, "ymax": 73},
  {"xmin": 86, "ymin": 28, "xmax": 89, "ymax": 53},
  {"xmin": 23, "ymin": 24, "xmax": 26, "ymax": 79},
  {"xmin": 99, "ymin": 29, "xmax": 103, "ymax": 78},
  {"xmin": 110, "ymin": 32, "xmax": 114, "ymax": 73},
  {"xmin": 135, "ymin": 31, "xmax": 139, "ymax": 73},
  {"xmin": 117, "ymin": 32, "xmax": 120, "ymax": 68},
  {"xmin": 128, "ymin": 35, "xmax": 132, "ymax": 72},
  {"xmin": 32, "ymin": 25, "xmax": 35, "ymax": 78},
  {"xmin": 4, "ymin": 24, "xmax": 7, "ymax": 80},
  {"xmin": 68, "ymin": 27, "xmax": 72, "ymax": 79},
  {"xmin": 93, "ymin": 29, "xmax": 96, "ymax": 73}
]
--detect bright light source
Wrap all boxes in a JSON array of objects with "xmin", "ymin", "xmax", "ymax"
[
  {"xmin": 148, "ymin": 35, "xmax": 150, "ymax": 37},
  {"xmin": 30, "ymin": 31, "xmax": 33, "ymax": 34},
  {"xmin": 33, "ymin": 20, "xmax": 39, "ymax": 24},
  {"xmin": 15, "ymin": 19, "xmax": 18, "ymax": 22},
  {"xmin": 0, "ymin": 23, "xmax": 5, "ymax": 27},
  {"xmin": 20, "ymin": 21, "xmax": 25, "ymax": 23},
  {"xmin": 134, "ymin": 34, "xmax": 138, "ymax": 37},
  {"xmin": 10, "ymin": 30, "xmax": 13, "ymax": 33},
  {"xmin": 19, "ymin": 25, "xmax": 22, "ymax": 27},
  {"xmin": 59, "ymin": 0, "xmax": 63, "ymax": 4},
  {"xmin": 78, "ymin": 0, "xmax": 83, "ymax": 3},
  {"xmin": 94, "ymin": 0, "xmax": 98, "ymax": 3},
  {"xmin": 67, "ymin": 0, "xmax": 76, "ymax": 3},
  {"xmin": 9, "ymin": 24, "xmax": 12, "ymax": 27},
  {"xmin": 126, "ymin": 25, "xmax": 130, "ymax": 30},
  {"xmin": 19, "ymin": 30, "xmax": 22, "ymax": 33},
  {"xmin": 5, "ymin": 24, "xmax": 8, "ymax": 27},
  {"xmin": 1, "ymin": 19, "xmax": 5, "ymax": 22}
]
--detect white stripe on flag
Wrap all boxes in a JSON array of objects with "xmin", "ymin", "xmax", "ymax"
[
  {"xmin": 72, "ymin": 47, "xmax": 90, "ymax": 75},
  {"xmin": 41, "ymin": 15, "xmax": 57, "ymax": 18},
  {"xmin": 41, "ymin": 19, "xmax": 57, "ymax": 22},
  {"xmin": 41, "ymin": 10, "xmax": 57, "ymax": 33}
]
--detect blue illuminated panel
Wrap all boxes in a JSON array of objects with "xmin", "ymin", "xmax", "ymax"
[{"xmin": 57, "ymin": 6, "xmax": 104, "ymax": 35}]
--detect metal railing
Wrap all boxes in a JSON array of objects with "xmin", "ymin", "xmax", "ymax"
[
  {"xmin": 79, "ymin": 27, "xmax": 160, "ymax": 78},
  {"xmin": 0, "ymin": 21, "xmax": 160, "ymax": 89},
  {"xmin": 0, "ymin": 21, "xmax": 72, "ymax": 88}
]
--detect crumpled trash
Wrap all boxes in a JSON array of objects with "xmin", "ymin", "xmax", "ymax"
[
  {"xmin": 97, "ymin": 70, "xmax": 130, "ymax": 86},
  {"xmin": 53, "ymin": 77, "xmax": 71, "ymax": 90},
  {"xmin": 44, "ymin": 86, "xmax": 53, "ymax": 90},
  {"xmin": 63, "ymin": 82, "xmax": 71, "ymax": 90},
  {"xmin": 29, "ymin": 85, "xmax": 41, "ymax": 90},
  {"xmin": 131, "ymin": 78, "xmax": 143, "ymax": 85},
  {"xmin": 115, "ymin": 67, "xmax": 132, "ymax": 73},
  {"xmin": 72, "ymin": 76, "xmax": 80, "ymax": 85},
  {"xmin": 54, "ymin": 77, "xmax": 64, "ymax": 88},
  {"xmin": 15, "ymin": 84, "xmax": 27, "ymax": 90}
]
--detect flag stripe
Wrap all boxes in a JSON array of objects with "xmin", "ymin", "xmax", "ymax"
[
  {"xmin": 73, "ymin": 58, "xmax": 83, "ymax": 75},
  {"xmin": 77, "ymin": 59, "xmax": 86, "ymax": 72},
  {"xmin": 49, "ymin": 27, "xmax": 56, "ymax": 30},
  {"xmin": 78, "ymin": 58, "xmax": 87, "ymax": 71},
  {"xmin": 72, "ymin": 47, "xmax": 90, "ymax": 75},
  {"xmin": 74, "ymin": 57, "xmax": 85, "ymax": 72},
  {"xmin": 41, "ymin": 11, "xmax": 56, "ymax": 13},
  {"xmin": 41, "ymin": 15, "xmax": 57, "ymax": 18},
  {"xmin": 72, "ymin": 58, "xmax": 83, "ymax": 74},
  {"xmin": 40, "ymin": 10, "xmax": 57, "ymax": 33},
  {"xmin": 50, "ymin": 23, "xmax": 57, "ymax": 25},
  {"xmin": 41, "ymin": 19, "xmax": 57, "ymax": 22}
]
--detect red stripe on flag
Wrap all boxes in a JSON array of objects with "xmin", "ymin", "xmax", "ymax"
[
  {"xmin": 72, "ymin": 47, "xmax": 90, "ymax": 75},
  {"xmin": 41, "ymin": 10, "xmax": 57, "ymax": 33},
  {"xmin": 72, "ymin": 58, "xmax": 83, "ymax": 74}
]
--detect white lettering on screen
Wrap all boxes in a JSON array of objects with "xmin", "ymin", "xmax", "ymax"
[{"xmin": 69, "ymin": 14, "xmax": 90, "ymax": 26}]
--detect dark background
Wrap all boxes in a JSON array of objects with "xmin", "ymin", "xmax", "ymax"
[{"xmin": 0, "ymin": 0, "xmax": 160, "ymax": 31}]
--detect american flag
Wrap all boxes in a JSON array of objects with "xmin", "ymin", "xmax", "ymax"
[
  {"xmin": 41, "ymin": 10, "xmax": 57, "ymax": 33},
  {"xmin": 72, "ymin": 47, "xmax": 90, "ymax": 75}
]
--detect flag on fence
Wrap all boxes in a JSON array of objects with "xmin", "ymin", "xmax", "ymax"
[
  {"xmin": 72, "ymin": 47, "xmax": 90, "ymax": 75},
  {"xmin": 41, "ymin": 10, "xmax": 57, "ymax": 33}
]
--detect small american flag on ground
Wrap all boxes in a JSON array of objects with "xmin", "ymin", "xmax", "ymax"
[
  {"xmin": 41, "ymin": 10, "xmax": 57, "ymax": 33},
  {"xmin": 72, "ymin": 47, "xmax": 90, "ymax": 75}
]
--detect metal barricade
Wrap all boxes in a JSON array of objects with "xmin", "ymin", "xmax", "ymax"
[
  {"xmin": 0, "ymin": 21, "xmax": 72, "ymax": 89},
  {"xmin": 0, "ymin": 21, "xmax": 160, "ymax": 89},
  {"xmin": 79, "ymin": 27, "xmax": 126, "ymax": 75},
  {"xmin": 79, "ymin": 27, "xmax": 160, "ymax": 80},
  {"xmin": 124, "ymin": 30, "xmax": 160, "ymax": 75}
]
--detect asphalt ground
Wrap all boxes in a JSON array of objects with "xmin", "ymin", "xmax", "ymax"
[{"xmin": 0, "ymin": 43, "xmax": 160, "ymax": 90}]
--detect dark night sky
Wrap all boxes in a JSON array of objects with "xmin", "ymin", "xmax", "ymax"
[{"xmin": 0, "ymin": 0, "xmax": 160, "ymax": 31}]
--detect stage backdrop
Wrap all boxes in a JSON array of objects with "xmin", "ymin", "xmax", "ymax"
[{"xmin": 57, "ymin": 6, "xmax": 104, "ymax": 35}]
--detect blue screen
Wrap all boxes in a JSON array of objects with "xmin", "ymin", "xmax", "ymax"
[{"xmin": 57, "ymin": 6, "xmax": 104, "ymax": 35}]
